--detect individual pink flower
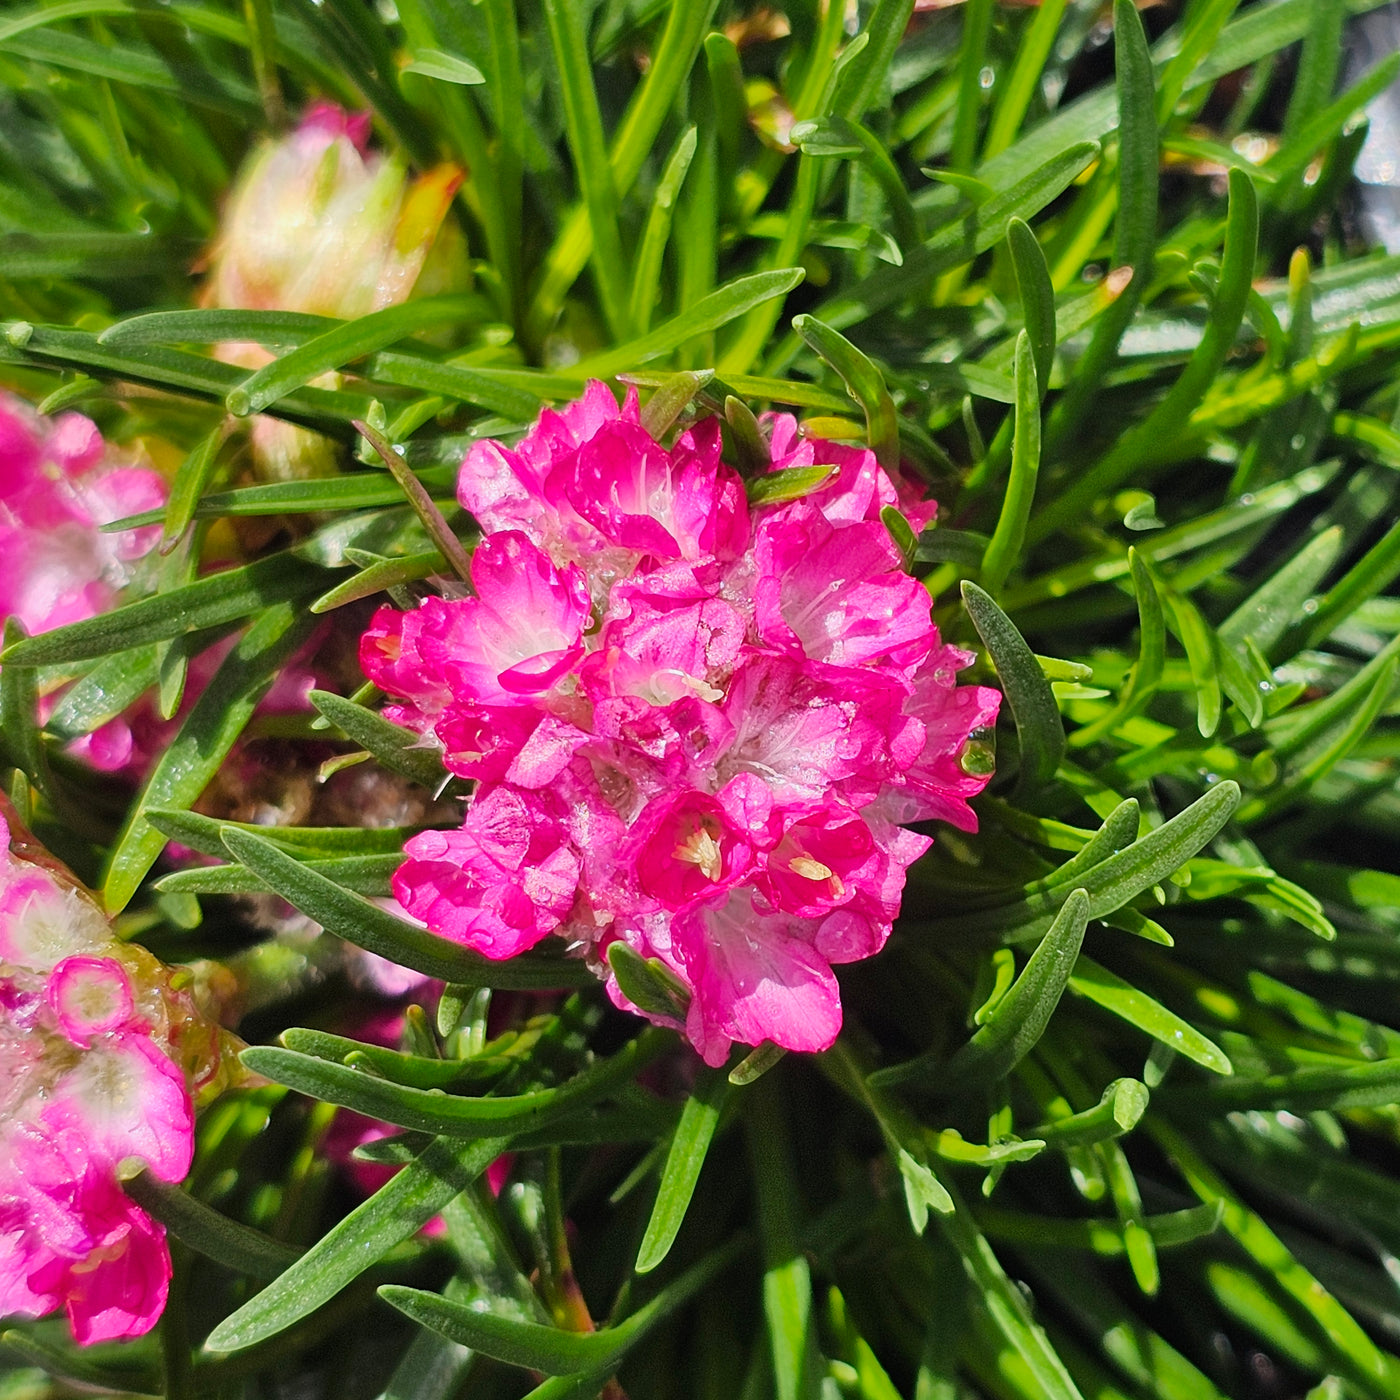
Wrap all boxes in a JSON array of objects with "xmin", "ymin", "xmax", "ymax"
[
  {"xmin": 632, "ymin": 788, "xmax": 756, "ymax": 910},
  {"xmin": 393, "ymin": 785, "xmax": 583, "ymax": 958},
  {"xmin": 425, "ymin": 531, "xmax": 592, "ymax": 704},
  {"xmin": 673, "ymin": 888, "xmax": 843, "ymax": 1068},
  {"xmin": 753, "ymin": 505, "xmax": 937, "ymax": 668},
  {"xmin": 363, "ymin": 385, "xmax": 1001, "ymax": 1064},
  {"xmin": 0, "ymin": 801, "xmax": 236, "ymax": 1344}
]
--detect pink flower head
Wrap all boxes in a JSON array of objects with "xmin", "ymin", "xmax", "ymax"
[
  {"xmin": 363, "ymin": 391, "xmax": 1001, "ymax": 1063},
  {"xmin": 0, "ymin": 802, "xmax": 235, "ymax": 1344},
  {"xmin": 0, "ymin": 393, "xmax": 165, "ymax": 639}
]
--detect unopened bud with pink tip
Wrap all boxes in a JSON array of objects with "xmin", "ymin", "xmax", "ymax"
[
  {"xmin": 205, "ymin": 102, "xmax": 469, "ymax": 481},
  {"xmin": 206, "ymin": 102, "xmax": 466, "ymax": 320}
]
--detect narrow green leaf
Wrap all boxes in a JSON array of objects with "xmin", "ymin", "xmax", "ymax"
[
  {"xmin": 629, "ymin": 127, "xmax": 698, "ymax": 336},
  {"xmin": 747, "ymin": 464, "xmax": 838, "ymax": 507},
  {"xmin": 1028, "ymin": 1078, "xmax": 1150, "ymax": 1146},
  {"xmin": 730, "ymin": 1043, "xmax": 788, "ymax": 1086},
  {"xmin": 571, "ymin": 269, "xmax": 806, "ymax": 381},
  {"xmin": 952, "ymin": 0, "xmax": 994, "ymax": 170},
  {"xmin": 980, "ymin": 331, "xmax": 1041, "ymax": 596},
  {"xmin": 837, "ymin": 0, "xmax": 917, "ymax": 121},
  {"xmin": 1264, "ymin": 51, "xmax": 1400, "ymax": 187},
  {"xmin": 1069, "ymin": 549, "xmax": 1166, "ymax": 745},
  {"xmin": 44, "ymin": 648, "xmax": 158, "ymax": 740},
  {"xmin": 1042, "ymin": 0, "xmax": 1157, "ymax": 458},
  {"xmin": 227, "ymin": 297, "xmax": 483, "ymax": 416},
  {"xmin": 962, "ymin": 581, "xmax": 1064, "ymax": 795},
  {"xmin": 1069, "ymin": 956, "xmax": 1232, "ymax": 1073},
  {"xmin": 205, "ymin": 1136, "xmax": 506, "ymax": 1352},
  {"xmin": 639, "ymin": 370, "xmax": 713, "ymax": 440},
  {"xmin": 308, "ymin": 689, "xmax": 449, "ymax": 790},
  {"xmin": 881, "ymin": 506, "xmax": 918, "ymax": 572},
  {"xmin": 540, "ymin": 0, "xmax": 632, "ymax": 342},
  {"xmin": 402, "ymin": 47, "xmax": 485, "ymax": 83},
  {"xmin": 636, "ymin": 1068, "xmax": 732, "ymax": 1273},
  {"xmin": 916, "ymin": 782, "xmax": 1241, "ymax": 943},
  {"xmin": 983, "ymin": 0, "xmax": 1070, "ymax": 158},
  {"xmin": 725, "ymin": 395, "xmax": 771, "ymax": 472},
  {"xmin": 0, "ymin": 621, "xmax": 50, "ymax": 796},
  {"xmin": 1038, "ymin": 167, "xmax": 1259, "ymax": 539},
  {"xmin": 1006, "ymin": 219, "xmax": 1055, "ymax": 398},
  {"xmin": 360, "ymin": 352, "xmax": 546, "ymax": 419},
  {"xmin": 7, "ymin": 323, "xmax": 375, "ymax": 427},
  {"xmin": 790, "ymin": 116, "xmax": 920, "ymax": 253},
  {"xmin": 162, "ymin": 422, "xmax": 229, "ymax": 549},
  {"xmin": 98, "ymin": 308, "xmax": 330, "ymax": 348},
  {"xmin": 144, "ymin": 807, "xmax": 418, "ymax": 859},
  {"xmin": 1161, "ymin": 586, "xmax": 1224, "ymax": 737},
  {"xmin": 934, "ymin": 1174, "xmax": 1087, "ymax": 1400},
  {"xmin": 124, "ymin": 1173, "xmax": 303, "ymax": 1280},
  {"xmin": 0, "ymin": 551, "xmax": 323, "ymax": 666},
  {"xmin": 1039, "ymin": 800, "xmax": 1141, "ymax": 892},
  {"xmin": 1295, "ymin": 516, "xmax": 1400, "ymax": 651},
  {"xmin": 607, "ymin": 941, "xmax": 689, "ymax": 1020},
  {"xmin": 1219, "ymin": 525, "xmax": 1342, "ymax": 658},
  {"xmin": 874, "ymin": 891, "xmax": 1090, "ymax": 1090},
  {"xmin": 154, "ymin": 853, "xmax": 402, "ymax": 897},
  {"xmin": 101, "ymin": 604, "xmax": 317, "ymax": 912},
  {"xmin": 0, "ymin": 1329, "xmax": 159, "ymax": 1399},
  {"xmin": 219, "ymin": 828, "xmax": 591, "ymax": 989},
  {"xmin": 791, "ymin": 314, "xmax": 899, "ymax": 469},
  {"xmin": 311, "ymin": 550, "xmax": 446, "ymax": 613},
  {"xmin": 381, "ymin": 1237, "xmax": 741, "ymax": 1375},
  {"xmin": 243, "ymin": 1027, "xmax": 665, "ymax": 1137},
  {"xmin": 525, "ymin": 0, "xmax": 721, "ymax": 344},
  {"xmin": 918, "ymin": 528, "xmax": 991, "ymax": 566}
]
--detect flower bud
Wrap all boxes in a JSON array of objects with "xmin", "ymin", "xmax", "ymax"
[
  {"xmin": 207, "ymin": 102, "xmax": 466, "ymax": 320},
  {"xmin": 205, "ymin": 103, "xmax": 467, "ymax": 483}
]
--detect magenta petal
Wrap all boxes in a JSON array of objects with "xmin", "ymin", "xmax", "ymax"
[
  {"xmin": 394, "ymin": 786, "xmax": 580, "ymax": 957},
  {"xmin": 676, "ymin": 890, "xmax": 842, "ymax": 1067},
  {"xmin": 43, "ymin": 1034, "xmax": 194, "ymax": 1182},
  {"xmin": 61, "ymin": 1202, "xmax": 171, "ymax": 1345}
]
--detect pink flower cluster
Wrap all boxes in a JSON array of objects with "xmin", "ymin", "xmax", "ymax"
[
  {"xmin": 0, "ymin": 393, "xmax": 168, "ymax": 771},
  {"xmin": 0, "ymin": 804, "xmax": 230, "ymax": 1343},
  {"xmin": 361, "ymin": 386, "xmax": 1000, "ymax": 1066}
]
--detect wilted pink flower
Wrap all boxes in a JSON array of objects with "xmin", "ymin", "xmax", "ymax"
[
  {"xmin": 361, "ymin": 388, "xmax": 1000, "ymax": 1066},
  {"xmin": 0, "ymin": 801, "xmax": 236, "ymax": 1344}
]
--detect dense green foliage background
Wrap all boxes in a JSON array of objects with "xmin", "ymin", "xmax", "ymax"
[{"xmin": 7, "ymin": 0, "xmax": 1400, "ymax": 1397}]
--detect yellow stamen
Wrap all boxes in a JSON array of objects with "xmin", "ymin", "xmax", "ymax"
[{"xmin": 674, "ymin": 820, "xmax": 724, "ymax": 881}]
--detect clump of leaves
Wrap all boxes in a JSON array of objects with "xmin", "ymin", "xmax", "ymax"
[{"xmin": 5, "ymin": 1, "xmax": 1400, "ymax": 1398}]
